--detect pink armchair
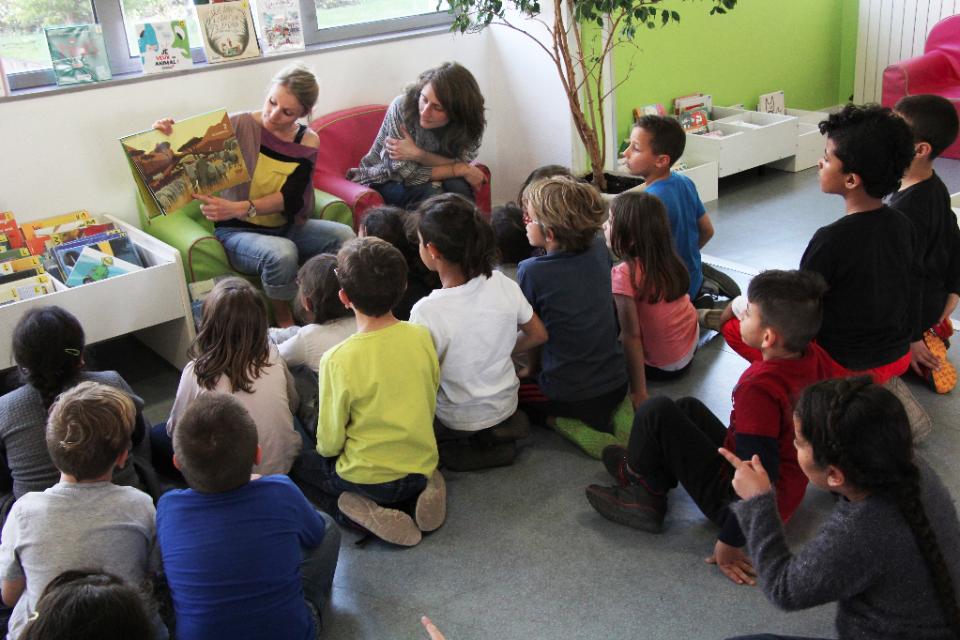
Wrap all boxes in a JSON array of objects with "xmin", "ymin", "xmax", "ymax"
[
  {"xmin": 310, "ymin": 105, "xmax": 492, "ymax": 230},
  {"xmin": 882, "ymin": 14, "xmax": 960, "ymax": 159}
]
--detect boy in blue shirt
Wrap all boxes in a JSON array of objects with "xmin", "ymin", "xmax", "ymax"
[
  {"xmin": 624, "ymin": 115, "xmax": 737, "ymax": 303},
  {"xmin": 158, "ymin": 392, "xmax": 340, "ymax": 640}
]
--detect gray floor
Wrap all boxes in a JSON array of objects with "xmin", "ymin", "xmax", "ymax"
[{"xmin": 90, "ymin": 159, "xmax": 960, "ymax": 640}]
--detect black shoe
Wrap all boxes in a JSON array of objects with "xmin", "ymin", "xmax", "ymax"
[
  {"xmin": 600, "ymin": 445, "xmax": 631, "ymax": 486},
  {"xmin": 585, "ymin": 483, "xmax": 667, "ymax": 533},
  {"xmin": 439, "ymin": 440, "xmax": 517, "ymax": 472},
  {"xmin": 701, "ymin": 264, "xmax": 742, "ymax": 299},
  {"xmin": 484, "ymin": 411, "xmax": 532, "ymax": 443}
]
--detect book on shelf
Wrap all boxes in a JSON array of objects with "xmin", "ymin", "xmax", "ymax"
[
  {"xmin": 0, "ymin": 213, "xmax": 25, "ymax": 249},
  {"xmin": 64, "ymin": 246, "xmax": 143, "ymax": 287},
  {"xmin": 675, "ymin": 94, "xmax": 712, "ymax": 118},
  {"xmin": 195, "ymin": 1, "xmax": 261, "ymax": 64},
  {"xmin": 758, "ymin": 90, "xmax": 785, "ymax": 115},
  {"xmin": 21, "ymin": 211, "xmax": 94, "ymax": 253},
  {"xmin": 0, "ymin": 256, "xmax": 41, "ymax": 275},
  {"xmin": 258, "ymin": 0, "xmax": 305, "ymax": 55},
  {"xmin": 44, "ymin": 25, "xmax": 112, "ymax": 86},
  {"xmin": 0, "ymin": 234, "xmax": 10, "ymax": 251},
  {"xmin": 53, "ymin": 230, "xmax": 143, "ymax": 281},
  {"xmin": 0, "ymin": 248, "xmax": 31, "ymax": 264},
  {"xmin": 47, "ymin": 223, "xmax": 117, "ymax": 248},
  {"xmin": 0, "ymin": 266, "xmax": 45, "ymax": 287},
  {"xmin": 0, "ymin": 274, "xmax": 54, "ymax": 305},
  {"xmin": 138, "ymin": 20, "xmax": 194, "ymax": 74},
  {"xmin": 697, "ymin": 130, "xmax": 727, "ymax": 138},
  {"xmin": 679, "ymin": 108, "xmax": 710, "ymax": 134},
  {"xmin": 121, "ymin": 109, "xmax": 251, "ymax": 219},
  {"xmin": 632, "ymin": 103, "xmax": 666, "ymax": 120},
  {"xmin": 188, "ymin": 274, "xmax": 233, "ymax": 330}
]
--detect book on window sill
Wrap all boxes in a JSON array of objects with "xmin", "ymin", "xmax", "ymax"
[
  {"xmin": 121, "ymin": 108, "xmax": 251, "ymax": 218},
  {"xmin": 195, "ymin": 1, "xmax": 262, "ymax": 65},
  {"xmin": 258, "ymin": 0, "xmax": 305, "ymax": 55},
  {"xmin": 44, "ymin": 25, "xmax": 112, "ymax": 86},
  {"xmin": 758, "ymin": 90, "xmax": 785, "ymax": 115},
  {"xmin": 137, "ymin": 20, "xmax": 194, "ymax": 74}
]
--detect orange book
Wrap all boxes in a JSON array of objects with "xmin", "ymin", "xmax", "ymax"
[{"xmin": 0, "ymin": 212, "xmax": 24, "ymax": 249}]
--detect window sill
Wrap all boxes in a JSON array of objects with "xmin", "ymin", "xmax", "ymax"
[{"xmin": 0, "ymin": 22, "xmax": 453, "ymax": 104}]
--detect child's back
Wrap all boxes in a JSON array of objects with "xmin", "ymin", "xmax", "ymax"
[{"xmin": 644, "ymin": 172, "xmax": 707, "ymax": 298}]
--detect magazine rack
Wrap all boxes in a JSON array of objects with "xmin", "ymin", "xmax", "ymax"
[{"xmin": 0, "ymin": 215, "xmax": 195, "ymax": 371}]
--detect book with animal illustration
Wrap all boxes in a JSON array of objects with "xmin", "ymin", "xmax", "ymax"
[
  {"xmin": 121, "ymin": 109, "xmax": 250, "ymax": 217},
  {"xmin": 195, "ymin": 1, "xmax": 262, "ymax": 64},
  {"xmin": 258, "ymin": 0, "xmax": 305, "ymax": 55},
  {"xmin": 138, "ymin": 20, "xmax": 193, "ymax": 74},
  {"xmin": 44, "ymin": 25, "xmax": 112, "ymax": 86},
  {"xmin": 64, "ymin": 247, "xmax": 142, "ymax": 287}
]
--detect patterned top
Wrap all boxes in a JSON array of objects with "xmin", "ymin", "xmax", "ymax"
[{"xmin": 347, "ymin": 95, "xmax": 480, "ymax": 187}]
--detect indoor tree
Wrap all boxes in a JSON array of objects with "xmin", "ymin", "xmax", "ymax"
[{"xmin": 442, "ymin": 0, "xmax": 737, "ymax": 191}]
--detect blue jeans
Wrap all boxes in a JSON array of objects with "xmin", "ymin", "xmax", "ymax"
[
  {"xmin": 214, "ymin": 220, "xmax": 355, "ymax": 300},
  {"xmin": 374, "ymin": 177, "xmax": 474, "ymax": 210},
  {"xmin": 290, "ymin": 424, "xmax": 428, "ymax": 517}
]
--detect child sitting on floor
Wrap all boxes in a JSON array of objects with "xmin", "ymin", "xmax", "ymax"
[
  {"xmin": 604, "ymin": 191, "xmax": 700, "ymax": 408},
  {"xmin": 158, "ymin": 392, "xmax": 339, "ymax": 640},
  {"xmin": 517, "ymin": 176, "xmax": 630, "ymax": 458},
  {"xmin": 0, "ymin": 382, "xmax": 163, "ymax": 640},
  {"xmin": 491, "ymin": 204, "xmax": 535, "ymax": 283},
  {"xmin": 409, "ymin": 194, "xmax": 548, "ymax": 471},
  {"xmin": 890, "ymin": 94, "xmax": 960, "ymax": 393},
  {"xmin": 586, "ymin": 270, "xmax": 839, "ymax": 586},
  {"xmin": 292, "ymin": 237, "xmax": 444, "ymax": 547},
  {"xmin": 721, "ymin": 376, "xmax": 960, "ymax": 640},
  {"xmin": 359, "ymin": 205, "xmax": 439, "ymax": 321},
  {"xmin": 0, "ymin": 306, "xmax": 153, "ymax": 503},
  {"xmin": 157, "ymin": 277, "xmax": 300, "ymax": 477}
]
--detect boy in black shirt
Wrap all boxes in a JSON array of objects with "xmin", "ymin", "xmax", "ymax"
[
  {"xmin": 890, "ymin": 94, "xmax": 960, "ymax": 393},
  {"xmin": 799, "ymin": 104, "xmax": 921, "ymax": 383}
]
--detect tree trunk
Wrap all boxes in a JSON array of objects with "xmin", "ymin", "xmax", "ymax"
[{"xmin": 586, "ymin": 137, "xmax": 607, "ymax": 192}]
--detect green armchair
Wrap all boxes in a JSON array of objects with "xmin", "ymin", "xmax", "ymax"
[{"xmin": 135, "ymin": 188, "xmax": 352, "ymax": 286}]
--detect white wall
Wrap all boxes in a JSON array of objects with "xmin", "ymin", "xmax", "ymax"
[{"xmin": 0, "ymin": 21, "xmax": 572, "ymax": 226}]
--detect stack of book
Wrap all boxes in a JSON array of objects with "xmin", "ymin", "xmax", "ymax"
[
  {"xmin": 632, "ymin": 103, "xmax": 667, "ymax": 121},
  {"xmin": 674, "ymin": 93, "xmax": 712, "ymax": 134}
]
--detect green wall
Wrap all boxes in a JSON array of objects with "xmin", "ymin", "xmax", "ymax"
[{"xmin": 612, "ymin": 0, "xmax": 852, "ymax": 144}]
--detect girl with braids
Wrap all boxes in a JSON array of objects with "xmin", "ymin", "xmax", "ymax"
[
  {"xmin": 720, "ymin": 376, "xmax": 960, "ymax": 640},
  {"xmin": 0, "ymin": 307, "xmax": 149, "ymax": 501}
]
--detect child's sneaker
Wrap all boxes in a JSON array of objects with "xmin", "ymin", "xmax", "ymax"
[
  {"xmin": 923, "ymin": 329, "xmax": 957, "ymax": 393},
  {"xmin": 337, "ymin": 492, "xmax": 422, "ymax": 546},
  {"xmin": 584, "ymin": 483, "xmax": 667, "ymax": 533},
  {"xmin": 701, "ymin": 263, "xmax": 742, "ymax": 299},
  {"xmin": 414, "ymin": 470, "xmax": 446, "ymax": 532},
  {"xmin": 697, "ymin": 308, "xmax": 724, "ymax": 332},
  {"xmin": 601, "ymin": 445, "xmax": 633, "ymax": 486}
]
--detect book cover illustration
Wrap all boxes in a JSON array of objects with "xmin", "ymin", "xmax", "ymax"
[
  {"xmin": 258, "ymin": 0, "xmax": 304, "ymax": 55},
  {"xmin": 45, "ymin": 25, "xmax": 112, "ymax": 86},
  {"xmin": 680, "ymin": 108, "xmax": 709, "ymax": 134},
  {"xmin": 121, "ymin": 109, "xmax": 250, "ymax": 217},
  {"xmin": 138, "ymin": 20, "xmax": 193, "ymax": 74},
  {"xmin": 0, "ymin": 266, "xmax": 45, "ymax": 287},
  {"xmin": 0, "ymin": 213, "xmax": 24, "ymax": 249},
  {"xmin": 758, "ymin": 91, "xmax": 785, "ymax": 115},
  {"xmin": 65, "ymin": 247, "xmax": 142, "ymax": 287},
  {"xmin": 0, "ymin": 234, "xmax": 10, "ymax": 251},
  {"xmin": 0, "ymin": 256, "xmax": 41, "ymax": 275},
  {"xmin": 54, "ymin": 231, "xmax": 143, "ymax": 278},
  {"xmin": 0, "ymin": 248, "xmax": 31, "ymax": 264},
  {"xmin": 0, "ymin": 274, "xmax": 54, "ymax": 301},
  {"xmin": 196, "ymin": 1, "xmax": 261, "ymax": 64},
  {"xmin": 21, "ymin": 211, "xmax": 92, "ymax": 242},
  {"xmin": 48, "ymin": 223, "xmax": 116, "ymax": 247}
]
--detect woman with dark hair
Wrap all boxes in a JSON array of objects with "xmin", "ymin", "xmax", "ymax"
[
  {"xmin": 348, "ymin": 62, "xmax": 487, "ymax": 209},
  {"xmin": 720, "ymin": 376, "xmax": 960, "ymax": 640}
]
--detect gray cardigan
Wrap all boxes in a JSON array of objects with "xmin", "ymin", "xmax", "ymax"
[{"xmin": 733, "ymin": 458, "xmax": 960, "ymax": 640}]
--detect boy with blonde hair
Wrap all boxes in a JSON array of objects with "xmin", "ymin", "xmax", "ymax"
[{"xmin": 0, "ymin": 382, "xmax": 162, "ymax": 640}]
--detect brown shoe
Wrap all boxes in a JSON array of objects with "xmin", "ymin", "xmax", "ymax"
[
  {"xmin": 337, "ymin": 492, "xmax": 421, "ymax": 546},
  {"xmin": 697, "ymin": 308, "xmax": 723, "ymax": 332},
  {"xmin": 414, "ymin": 470, "xmax": 446, "ymax": 532}
]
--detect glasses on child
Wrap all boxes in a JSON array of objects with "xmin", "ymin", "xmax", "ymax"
[{"xmin": 523, "ymin": 211, "xmax": 535, "ymax": 225}]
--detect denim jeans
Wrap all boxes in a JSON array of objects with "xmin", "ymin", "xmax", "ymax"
[
  {"xmin": 374, "ymin": 177, "xmax": 474, "ymax": 210},
  {"xmin": 214, "ymin": 220, "xmax": 355, "ymax": 300},
  {"xmin": 290, "ymin": 424, "xmax": 428, "ymax": 516}
]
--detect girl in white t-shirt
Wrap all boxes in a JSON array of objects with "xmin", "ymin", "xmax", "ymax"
[
  {"xmin": 604, "ymin": 191, "xmax": 699, "ymax": 409},
  {"xmin": 409, "ymin": 194, "xmax": 548, "ymax": 471}
]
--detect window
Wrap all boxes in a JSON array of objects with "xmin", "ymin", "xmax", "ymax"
[{"xmin": 1, "ymin": 0, "xmax": 453, "ymax": 92}]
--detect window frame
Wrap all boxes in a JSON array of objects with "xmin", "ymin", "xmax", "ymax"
[{"xmin": 5, "ymin": 0, "xmax": 453, "ymax": 92}]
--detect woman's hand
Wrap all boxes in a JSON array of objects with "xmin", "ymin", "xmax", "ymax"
[
  {"xmin": 460, "ymin": 164, "xmax": 487, "ymax": 193},
  {"xmin": 153, "ymin": 118, "xmax": 175, "ymax": 135},
  {"xmin": 192, "ymin": 194, "xmax": 248, "ymax": 222},
  {"xmin": 385, "ymin": 126, "xmax": 425, "ymax": 163},
  {"xmin": 718, "ymin": 448, "xmax": 772, "ymax": 500}
]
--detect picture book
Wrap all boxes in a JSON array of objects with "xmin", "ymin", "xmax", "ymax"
[
  {"xmin": 54, "ymin": 231, "xmax": 143, "ymax": 278},
  {"xmin": 676, "ymin": 94, "xmax": 712, "ymax": 117},
  {"xmin": 0, "ymin": 213, "xmax": 24, "ymax": 249},
  {"xmin": 0, "ymin": 255, "xmax": 41, "ymax": 274},
  {"xmin": 258, "ymin": 0, "xmax": 304, "ymax": 54},
  {"xmin": 679, "ymin": 108, "xmax": 710, "ymax": 134},
  {"xmin": 65, "ymin": 247, "xmax": 142, "ymax": 287},
  {"xmin": 0, "ymin": 288, "xmax": 18, "ymax": 307},
  {"xmin": 758, "ymin": 91, "xmax": 785, "ymax": 115},
  {"xmin": 45, "ymin": 25, "xmax": 112, "ymax": 86},
  {"xmin": 138, "ymin": 20, "xmax": 193, "ymax": 74},
  {"xmin": 0, "ymin": 248, "xmax": 31, "ymax": 264},
  {"xmin": 0, "ymin": 274, "xmax": 54, "ymax": 301},
  {"xmin": 0, "ymin": 266, "xmax": 45, "ymax": 287},
  {"xmin": 188, "ymin": 274, "xmax": 232, "ymax": 330},
  {"xmin": 0, "ymin": 234, "xmax": 10, "ymax": 251},
  {"xmin": 195, "ymin": 1, "xmax": 261, "ymax": 64},
  {"xmin": 48, "ymin": 222, "xmax": 116, "ymax": 247},
  {"xmin": 21, "ymin": 211, "xmax": 92, "ymax": 242},
  {"xmin": 121, "ymin": 109, "xmax": 250, "ymax": 217},
  {"xmin": 673, "ymin": 93, "xmax": 702, "ymax": 115}
]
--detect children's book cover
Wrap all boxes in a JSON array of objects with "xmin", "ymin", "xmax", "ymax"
[
  {"xmin": 0, "ymin": 248, "xmax": 31, "ymax": 264},
  {"xmin": 196, "ymin": 1, "xmax": 262, "ymax": 64},
  {"xmin": 45, "ymin": 25, "xmax": 112, "ymax": 86},
  {"xmin": 258, "ymin": 0, "xmax": 304, "ymax": 55},
  {"xmin": 758, "ymin": 91, "xmax": 785, "ymax": 115},
  {"xmin": 121, "ymin": 109, "xmax": 250, "ymax": 217},
  {"xmin": 65, "ymin": 247, "xmax": 142, "ymax": 287},
  {"xmin": 54, "ymin": 231, "xmax": 143, "ymax": 277},
  {"xmin": 680, "ymin": 108, "xmax": 709, "ymax": 134},
  {"xmin": 138, "ymin": 20, "xmax": 194, "ymax": 74},
  {"xmin": 0, "ymin": 255, "xmax": 41, "ymax": 274},
  {"xmin": 0, "ymin": 266, "xmax": 45, "ymax": 287},
  {"xmin": 21, "ymin": 211, "xmax": 92, "ymax": 242},
  {"xmin": 0, "ymin": 213, "xmax": 24, "ymax": 249},
  {"xmin": 48, "ymin": 223, "xmax": 116, "ymax": 247},
  {"xmin": 0, "ymin": 274, "xmax": 53, "ymax": 300},
  {"xmin": 0, "ymin": 234, "xmax": 10, "ymax": 252}
]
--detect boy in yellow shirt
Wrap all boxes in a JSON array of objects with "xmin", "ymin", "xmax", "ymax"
[{"xmin": 291, "ymin": 237, "xmax": 444, "ymax": 547}]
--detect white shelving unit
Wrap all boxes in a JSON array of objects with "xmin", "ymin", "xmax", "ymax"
[{"xmin": 0, "ymin": 215, "xmax": 195, "ymax": 371}]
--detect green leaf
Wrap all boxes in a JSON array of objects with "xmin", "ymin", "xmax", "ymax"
[
  {"xmin": 647, "ymin": 21, "xmax": 655, "ymax": 28},
  {"xmin": 661, "ymin": 10, "xmax": 668, "ymax": 25},
  {"xmin": 671, "ymin": 11, "xmax": 680, "ymax": 23}
]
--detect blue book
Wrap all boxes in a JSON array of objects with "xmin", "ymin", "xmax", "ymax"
[{"xmin": 65, "ymin": 247, "xmax": 142, "ymax": 287}]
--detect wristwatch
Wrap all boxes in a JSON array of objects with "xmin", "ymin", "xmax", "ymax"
[{"xmin": 246, "ymin": 200, "xmax": 258, "ymax": 218}]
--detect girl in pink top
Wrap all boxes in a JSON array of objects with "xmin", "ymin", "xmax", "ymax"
[{"xmin": 604, "ymin": 191, "xmax": 699, "ymax": 408}]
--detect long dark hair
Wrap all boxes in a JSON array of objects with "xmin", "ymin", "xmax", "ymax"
[
  {"xmin": 189, "ymin": 278, "xmax": 270, "ymax": 394},
  {"xmin": 401, "ymin": 62, "xmax": 486, "ymax": 159},
  {"xmin": 608, "ymin": 191, "xmax": 689, "ymax": 304},
  {"xmin": 412, "ymin": 193, "xmax": 496, "ymax": 281},
  {"xmin": 297, "ymin": 254, "xmax": 353, "ymax": 325},
  {"xmin": 796, "ymin": 376, "xmax": 960, "ymax": 638},
  {"xmin": 12, "ymin": 306, "xmax": 85, "ymax": 410}
]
